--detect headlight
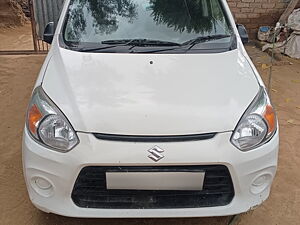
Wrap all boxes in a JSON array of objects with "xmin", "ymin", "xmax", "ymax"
[
  {"xmin": 231, "ymin": 87, "xmax": 277, "ymax": 151},
  {"xmin": 26, "ymin": 86, "xmax": 79, "ymax": 152}
]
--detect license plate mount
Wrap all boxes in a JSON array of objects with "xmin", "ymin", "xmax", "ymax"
[{"xmin": 106, "ymin": 172, "xmax": 205, "ymax": 191}]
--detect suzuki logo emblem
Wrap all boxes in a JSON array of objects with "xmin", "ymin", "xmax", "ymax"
[{"xmin": 148, "ymin": 146, "xmax": 164, "ymax": 162}]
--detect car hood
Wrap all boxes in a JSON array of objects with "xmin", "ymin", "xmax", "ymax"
[{"xmin": 42, "ymin": 48, "xmax": 259, "ymax": 135}]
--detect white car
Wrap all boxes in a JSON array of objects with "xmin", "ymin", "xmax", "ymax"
[{"xmin": 22, "ymin": 0, "xmax": 279, "ymax": 218}]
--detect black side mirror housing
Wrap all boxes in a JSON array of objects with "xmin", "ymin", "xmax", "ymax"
[
  {"xmin": 236, "ymin": 24, "xmax": 249, "ymax": 44},
  {"xmin": 43, "ymin": 22, "xmax": 55, "ymax": 44}
]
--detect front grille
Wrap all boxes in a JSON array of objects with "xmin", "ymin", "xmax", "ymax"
[
  {"xmin": 93, "ymin": 133, "xmax": 217, "ymax": 142},
  {"xmin": 71, "ymin": 165, "xmax": 234, "ymax": 209}
]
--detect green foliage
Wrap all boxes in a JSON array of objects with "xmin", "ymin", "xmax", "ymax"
[
  {"xmin": 66, "ymin": 0, "xmax": 137, "ymax": 40},
  {"xmin": 148, "ymin": 0, "xmax": 223, "ymax": 34}
]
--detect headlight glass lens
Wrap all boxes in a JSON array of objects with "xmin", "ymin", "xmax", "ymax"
[
  {"xmin": 231, "ymin": 87, "xmax": 277, "ymax": 151},
  {"xmin": 38, "ymin": 115, "xmax": 78, "ymax": 150},
  {"xmin": 26, "ymin": 86, "xmax": 79, "ymax": 152}
]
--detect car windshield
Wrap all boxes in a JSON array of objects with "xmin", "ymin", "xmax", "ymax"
[{"xmin": 63, "ymin": 0, "xmax": 234, "ymax": 52}]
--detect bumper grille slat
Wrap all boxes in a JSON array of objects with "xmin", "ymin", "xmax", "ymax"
[{"xmin": 72, "ymin": 165, "xmax": 234, "ymax": 209}]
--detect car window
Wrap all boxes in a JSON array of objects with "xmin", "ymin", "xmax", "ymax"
[{"xmin": 62, "ymin": 0, "xmax": 234, "ymax": 52}]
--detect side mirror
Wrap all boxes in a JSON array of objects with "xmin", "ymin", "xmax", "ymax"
[
  {"xmin": 236, "ymin": 24, "xmax": 249, "ymax": 44},
  {"xmin": 43, "ymin": 22, "xmax": 55, "ymax": 44}
]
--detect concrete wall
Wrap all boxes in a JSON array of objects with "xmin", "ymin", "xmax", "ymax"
[{"xmin": 228, "ymin": 0, "xmax": 300, "ymax": 39}]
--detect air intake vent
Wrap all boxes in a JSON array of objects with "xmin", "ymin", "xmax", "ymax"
[{"xmin": 71, "ymin": 165, "xmax": 234, "ymax": 209}]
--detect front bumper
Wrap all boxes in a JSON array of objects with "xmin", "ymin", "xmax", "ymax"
[{"xmin": 22, "ymin": 129, "xmax": 279, "ymax": 218}]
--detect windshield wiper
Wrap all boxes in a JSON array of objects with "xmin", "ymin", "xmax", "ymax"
[
  {"xmin": 134, "ymin": 35, "xmax": 233, "ymax": 53},
  {"xmin": 103, "ymin": 39, "xmax": 180, "ymax": 46},
  {"xmin": 77, "ymin": 39, "xmax": 181, "ymax": 52},
  {"xmin": 75, "ymin": 36, "xmax": 230, "ymax": 53},
  {"xmin": 77, "ymin": 40, "xmax": 134, "ymax": 52},
  {"xmin": 183, "ymin": 34, "xmax": 232, "ymax": 50}
]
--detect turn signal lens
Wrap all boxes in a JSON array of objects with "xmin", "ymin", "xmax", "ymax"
[
  {"xmin": 28, "ymin": 104, "xmax": 43, "ymax": 136},
  {"xmin": 264, "ymin": 104, "xmax": 276, "ymax": 135}
]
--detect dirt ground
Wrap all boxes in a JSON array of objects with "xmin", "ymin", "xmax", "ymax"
[
  {"xmin": 0, "ymin": 26, "xmax": 300, "ymax": 225},
  {"xmin": 0, "ymin": 23, "xmax": 33, "ymax": 50}
]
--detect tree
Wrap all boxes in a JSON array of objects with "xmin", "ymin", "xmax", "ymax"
[
  {"xmin": 148, "ymin": 0, "xmax": 225, "ymax": 34},
  {"xmin": 66, "ymin": 0, "xmax": 137, "ymax": 41}
]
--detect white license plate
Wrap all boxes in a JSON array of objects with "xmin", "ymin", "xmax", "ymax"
[{"xmin": 106, "ymin": 172, "xmax": 205, "ymax": 190}]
